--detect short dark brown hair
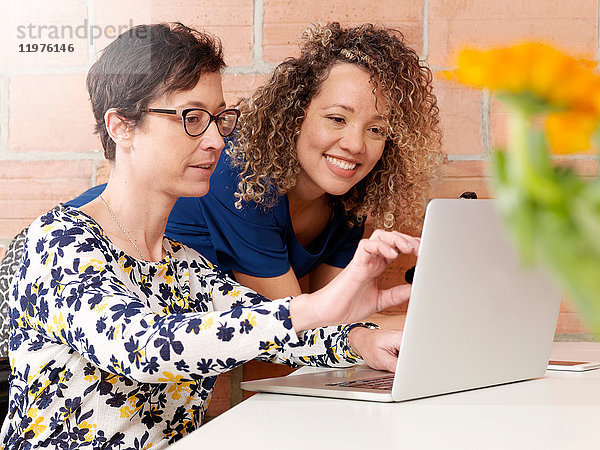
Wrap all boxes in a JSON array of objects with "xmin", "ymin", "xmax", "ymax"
[{"xmin": 87, "ymin": 23, "xmax": 225, "ymax": 160}]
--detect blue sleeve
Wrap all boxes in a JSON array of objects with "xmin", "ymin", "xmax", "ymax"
[
  {"xmin": 64, "ymin": 184, "xmax": 106, "ymax": 207},
  {"xmin": 324, "ymin": 221, "xmax": 364, "ymax": 268},
  {"xmin": 169, "ymin": 152, "xmax": 292, "ymax": 278}
]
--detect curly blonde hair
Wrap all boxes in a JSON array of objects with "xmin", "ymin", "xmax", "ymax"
[{"xmin": 229, "ymin": 22, "xmax": 444, "ymax": 232}]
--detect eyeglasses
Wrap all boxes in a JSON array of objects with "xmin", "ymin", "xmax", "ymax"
[{"xmin": 143, "ymin": 107, "xmax": 240, "ymax": 137}]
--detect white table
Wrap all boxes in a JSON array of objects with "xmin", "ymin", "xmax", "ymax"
[{"xmin": 172, "ymin": 342, "xmax": 600, "ymax": 449}]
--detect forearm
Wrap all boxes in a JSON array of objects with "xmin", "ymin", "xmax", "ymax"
[
  {"xmin": 258, "ymin": 322, "xmax": 378, "ymax": 368},
  {"xmin": 231, "ymin": 268, "xmax": 303, "ymax": 299}
]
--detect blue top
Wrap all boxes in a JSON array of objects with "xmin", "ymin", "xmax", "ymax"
[{"xmin": 66, "ymin": 151, "xmax": 364, "ymax": 278}]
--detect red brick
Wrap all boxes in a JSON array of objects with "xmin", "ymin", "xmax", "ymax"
[
  {"xmin": 434, "ymin": 76, "xmax": 483, "ymax": 155},
  {"xmin": 441, "ymin": 160, "xmax": 489, "ymax": 178},
  {"xmin": 0, "ymin": 199, "xmax": 68, "ymax": 219},
  {"xmin": 93, "ymin": 0, "xmax": 254, "ymax": 67},
  {"xmin": 555, "ymin": 312, "xmax": 593, "ymax": 337},
  {"xmin": 429, "ymin": 0, "xmax": 598, "ymax": 67},
  {"xmin": 0, "ymin": 178, "xmax": 92, "ymax": 202},
  {"xmin": 8, "ymin": 74, "xmax": 100, "ymax": 153},
  {"xmin": 262, "ymin": 0, "xmax": 423, "ymax": 63},
  {"xmin": 430, "ymin": 176, "xmax": 493, "ymax": 200},
  {"xmin": 489, "ymin": 97, "xmax": 509, "ymax": 150},
  {"xmin": 435, "ymin": 160, "xmax": 493, "ymax": 200},
  {"xmin": 0, "ymin": 160, "xmax": 94, "ymax": 240},
  {"xmin": 0, "ymin": 160, "xmax": 94, "ymax": 180},
  {"xmin": 5, "ymin": 0, "xmax": 88, "ymax": 73},
  {"xmin": 205, "ymin": 373, "xmax": 232, "ymax": 418},
  {"xmin": 560, "ymin": 294, "xmax": 579, "ymax": 314},
  {"xmin": 0, "ymin": 219, "xmax": 35, "ymax": 242},
  {"xmin": 222, "ymin": 73, "xmax": 270, "ymax": 107},
  {"xmin": 553, "ymin": 158, "xmax": 599, "ymax": 178}
]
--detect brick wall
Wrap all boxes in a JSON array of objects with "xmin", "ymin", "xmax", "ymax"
[{"xmin": 2, "ymin": 0, "xmax": 599, "ymax": 416}]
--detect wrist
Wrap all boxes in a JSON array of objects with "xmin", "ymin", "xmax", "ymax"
[{"xmin": 347, "ymin": 326, "xmax": 371, "ymax": 358}]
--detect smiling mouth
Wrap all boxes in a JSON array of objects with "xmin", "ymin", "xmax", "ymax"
[{"xmin": 324, "ymin": 155, "xmax": 358, "ymax": 170}]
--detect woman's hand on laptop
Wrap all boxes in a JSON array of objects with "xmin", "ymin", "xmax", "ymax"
[
  {"xmin": 348, "ymin": 328, "xmax": 403, "ymax": 372},
  {"xmin": 290, "ymin": 230, "xmax": 419, "ymax": 331}
]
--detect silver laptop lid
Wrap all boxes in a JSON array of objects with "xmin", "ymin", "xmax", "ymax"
[{"xmin": 393, "ymin": 199, "xmax": 562, "ymax": 401}]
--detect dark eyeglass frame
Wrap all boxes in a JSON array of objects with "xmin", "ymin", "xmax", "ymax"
[{"xmin": 143, "ymin": 107, "xmax": 240, "ymax": 137}]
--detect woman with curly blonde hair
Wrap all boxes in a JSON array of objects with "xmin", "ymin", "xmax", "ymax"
[
  {"xmin": 169, "ymin": 22, "xmax": 443, "ymax": 300},
  {"xmin": 69, "ymin": 22, "xmax": 443, "ymax": 301}
]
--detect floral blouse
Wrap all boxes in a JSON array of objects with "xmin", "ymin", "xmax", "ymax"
[{"xmin": 0, "ymin": 207, "xmax": 365, "ymax": 448}]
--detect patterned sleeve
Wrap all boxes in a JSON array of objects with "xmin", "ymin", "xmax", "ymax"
[
  {"xmin": 187, "ymin": 249, "xmax": 372, "ymax": 369},
  {"xmin": 12, "ymin": 214, "xmax": 289, "ymax": 384},
  {"xmin": 12, "ymin": 210, "xmax": 364, "ymax": 387}
]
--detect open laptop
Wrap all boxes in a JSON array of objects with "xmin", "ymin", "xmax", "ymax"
[{"xmin": 241, "ymin": 199, "xmax": 563, "ymax": 402}]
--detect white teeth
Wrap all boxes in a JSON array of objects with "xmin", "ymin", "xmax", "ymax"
[
  {"xmin": 325, "ymin": 155, "xmax": 357, "ymax": 170},
  {"xmin": 194, "ymin": 165, "xmax": 211, "ymax": 169}
]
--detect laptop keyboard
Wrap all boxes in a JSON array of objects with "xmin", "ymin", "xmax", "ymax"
[{"xmin": 325, "ymin": 375, "xmax": 394, "ymax": 390}]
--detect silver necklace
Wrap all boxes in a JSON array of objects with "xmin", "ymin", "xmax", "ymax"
[{"xmin": 99, "ymin": 194, "xmax": 145, "ymax": 260}]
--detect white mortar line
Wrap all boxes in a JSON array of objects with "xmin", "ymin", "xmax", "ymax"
[
  {"xmin": 224, "ymin": 64, "xmax": 276, "ymax": 75},
  {"xmin": 253, "ymin": 0, "xmax": 264, "ymax": 65},
  {"xmin": 91, "ymin": 160, "xmax": 98, "ymax": 187},
  {"xmin": 87, "ymin": 0, "xmax": 97, "ymax": 64},
  {"xmin": 224, "ymin": 0, "xmax": 276, "ymax": 75},
  {"xmin": 481, "ymin": 90, "xmax": 491, "ymax": 156},
  {"xmin": 422, "ymin": 0, "xmax": 429, "ymax": 60},
  {"xmin": 0, "ymin": 151, "xmax": 103, "ymax": 161},
  {"xmin": 447, "ymin": 154, "xmax": 491, "ymax": 161},
  {"xmin": 1, "ymin": 65, "xmax": 92, "ymax": 77},
  {"xmin": 448, "ymin": 153, "xmax": 599, "ymax": 161}
]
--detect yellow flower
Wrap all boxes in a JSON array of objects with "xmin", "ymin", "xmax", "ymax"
[
  {"xmin": 79, "ymin": 421, "xmax": 96, "ymax": 442},
  {"xmin": 118, "ymin": 255, "xmax": 133, "ymax": 274},
  {"xmin": 261, "ymin": 341, "xmax": 279, "ymax": 351},
  {"xmin": 49, "ymin": 313, "xmax": 66, "ymax": 340},
  {"xmin": 79, "ymin": 259, "xmax": 104, "ymax": 274},
  {"xmin": 156, "ymin": 262, "xmax": 174, "ymax": 284},
  {"xmin": 202, "ymin": 316, "xmax": 214, "ymax": 330},
  {"xmin": 170, "ymin": 293, "xmax": 190, "ymax": 311},
  {"xmin": 84, "ymin": 373, "xmax": 98, "ymax": 383},
  {"xmin": 158, "ymin": 371, "xmax": 184, "ymax": 383},
  {"xmin": 246, "ymin": 313, "xmax": 257, "ymax": 328},
  {"xmin": 26, "ymin": 417, "xmax": 47, "ymax": 437},
  {"xmin": 447, "ymin": 42, "xmax": 600, "ymax": 114},
  {"xmin": 120, "ymin": 405, "xmax": 133, "ymax": 418},
  {"xmin": 94, "ymin": 300, "xmax": 108, "ymax": 312},
  {"xmin": 25, "ymin": 409, "xmax": 47, "ymax": 437},
  {"xmin": 545, "ymin": 111, "xmax": 599, "ymax": 154},
  {"xmin": 444, "ymin": 41, "xmax": 600, "ymax": 155}
]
